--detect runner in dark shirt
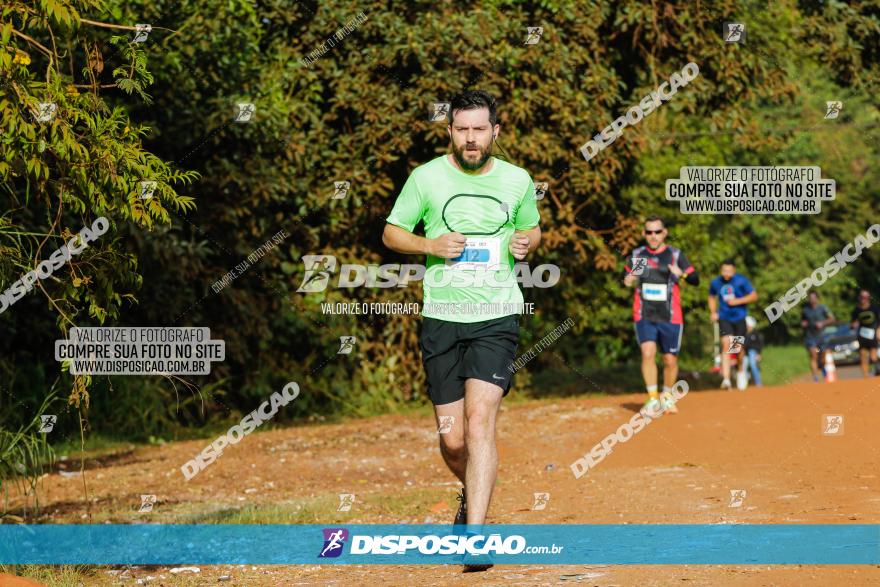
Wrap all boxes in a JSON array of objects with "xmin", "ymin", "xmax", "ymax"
[
  {"xmin": 850, "ymin": 289, "xmax": 880, "ymax": 377},
  {"xmin": 801, "ymin": 291, "xmax": 835, "ymax": 382},
  {"xmin": 623, "ymin": 216, "xmax": 699, "ymax": 414}
]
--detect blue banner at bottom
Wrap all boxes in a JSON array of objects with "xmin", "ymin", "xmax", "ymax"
[{"xmin": 1, "ymin": 524, "xmax": 878, "ymax": 565}]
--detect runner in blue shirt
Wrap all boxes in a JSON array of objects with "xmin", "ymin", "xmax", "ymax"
[{"xmin": 708, "ymin": 259, "xmax": 759, "ymax": 390}]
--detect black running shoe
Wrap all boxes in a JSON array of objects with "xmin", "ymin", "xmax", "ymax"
[
  {"xmin": 454, "ymin": 488, "xmax": 467, "ymax": 526},
  {"xmin": 462, "ymin": 551, "xmax": 494, "ymax": 572}
]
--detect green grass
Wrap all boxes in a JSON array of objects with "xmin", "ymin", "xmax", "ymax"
[
  {"xmin": 169, "ymin": 486, "xmax": 452, "ymax": 525},
  {"xmin": 754, "ymin": 343, "xmax": 812, "ymax": 386},
  {"xmin": 49, "ymin": 434, "xmax": 137, "ymax": 458},
  {"xmin": 527, "ymin": 344, "xmax": 812, "ymax": 397},
  {"xmin": 0, "ymin": 565, "xmax": 103, "ymax": 587}
]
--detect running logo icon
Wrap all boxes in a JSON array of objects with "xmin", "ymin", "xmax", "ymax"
[
  {"xmin": 430, "ymin": 102, "xmax": 450, "ymax": 122},
  {"xmin": 723, "ymin": 23, "xmax": 745, "ymax": 43},
  {"xmin": 534, "ymin": 182, "xmax": 548, "ymax": 200},
  {"xmin": 630, "ymin": 257, "xmax": 648, "ymax": 276},
  {"xmin": 332, "ymin": 181, "xmax": 350, "ymax": 200},
  {"xmin": 728, "ymin": 489, "xmax": 747, "ymax": 508},
  {"xmin": 337, "ymin": 336, "xmax": 356, "ymax": 355},
  {"xmin": 438, "ymin": 415, "xmax": 455, "ymax": 434},
  {"xmin": 728, "ymin": 336, "xmax": 745, "ymax": 353},
  {"xmin": 133, "ymin": 24, "xmax": 152, "ymax": 43},
  {"xmin": 38, "ymin": 415, "xmax": 56, "ymax": 433},
  {"xmin": 822, "ymin": 414, "xmax": 844, "ymax": 435},
  {"xmin": 524, "ymin": 27, "xmax": 543, "ymax": 45},
  {"xmin": 337, "ymin": 494, "xmax": 355, "ymax": 512},
  {"xmin": 532, "ymin": 492, "xmax": 550, "ymax": 510},
  {"xmin": 139, "ymin": 181, "xmax": 157, "ymax": 200},
  {"xmin": 297, "ymin": 255, "xmax": 337, "ymax": 292},
  {"xmin": 35, "ymin": 102, "xmax": 57, "ymax": 123},
  {"xmin": 319, "ymin": 528, "xmax": 349, "ymax": 558},
  {"xmin": 138, "ymin": 494, "xmax": 157, "ymax": 513},
  {"xmin": 235, "ymin": 103, "xmax": 256, "ymax": 123},
  {"xmin": 825, "ymin": 101, "xmax": 843, "ymax": 120}
]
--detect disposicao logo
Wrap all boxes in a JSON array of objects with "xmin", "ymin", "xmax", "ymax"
[
  {"xmin": 296, "ymin": 255, "xmax": 560, "ymax": 291},
  {"xmin": 319, "ymin": 528, "xmax": 349, "ymax": 558}
]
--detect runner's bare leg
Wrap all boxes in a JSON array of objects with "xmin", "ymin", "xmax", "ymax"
[
  {"xmin": 662, "ymin": 353, "xmax": 678, "ymax": 388},
  {"xmin": 640, "ymin": 341, "xmax": 658, "ymax": 388},
  {"xmin": 463, "ymin": 378, "xmax": 504, "ymax": 525},
  {"xmin": 737, "ymin": 349, "xmax": 747, "ymax": 375},
  {"xmin": 721, "ymin": 335, "xmax": 732, "ymax": 381},
  {"xmin": 808, "ymin": 347, "xmax": 820, "ymax": 379},
  {"xmin": 435, "ymin": 399, "xmax": 467, "ymax": 483}
]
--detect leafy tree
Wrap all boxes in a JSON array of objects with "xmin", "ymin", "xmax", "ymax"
[
  {"xmin": 1, "ymin": 0, "xmax": 197, "ymax": 500},
  {"xmin": 1, "ymin": 0, "xmax": 879, "ymax": 477}
]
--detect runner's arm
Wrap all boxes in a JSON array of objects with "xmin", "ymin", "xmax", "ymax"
[
  {"xmin": 382, "ymin": 223, "xmax": 432, "ymax": 255},
  {"xmin": 384, "ymin": 172, "xmax": 428, "ymax": 254},
  {"xmin": 708, "ymin": 294, "xmax": 718, "ymax": 321},
  {"xmin": 622, "ymin": 256, "xmax": 636, "ymax": 287},
  {"xmin": 513, "ymin": 177, "xmax": 541, "ymax": 258},
  {"xmin": 730, "ymin": 289, "xmax": 758, "ymax": 306},
  {"xmin": 821, "ymin": 306, "xmax": 836, "ymax": 327},
  {"xmin": 708, "ymin": 280, "xmax": 720, "ymax": 321},
  {"xmin": 676, "ymin": 251, "xmax": 700, "ymax": 286},
  {"xmin": 383, "ymin": 224, "xmax": 466, "ymax": 258},
  {"xmin": 518, "ymin": 225, "xmax": 541, "ymax": 254}
]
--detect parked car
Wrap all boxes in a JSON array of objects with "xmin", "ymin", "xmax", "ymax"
[{"xmin": 819, "ymin": 322, "xmax": 860, "ymax": 366}]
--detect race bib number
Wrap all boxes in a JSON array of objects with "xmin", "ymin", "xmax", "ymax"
[
  {"xmin": 641, "ymin": 282, "xmax": 668, "ymax": 301},
  {"xmin": 859, "ymin": 327, "xmax": 876, "ymax": 340},
  {"xmin": 446, "ymin": 237, "xmax": 502, "ymax": 270}
]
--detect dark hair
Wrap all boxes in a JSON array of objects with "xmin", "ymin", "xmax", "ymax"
[
  {"xmin": 644, "ymin": 215, "xmax": 665, "ymax": 228},
  {"xmin": 449, "ymin": 90, "xmax": 498, "ymax": 126},
  {"xmin": 721, "ymin": 258, "xmax": 736, "ymax": 267}
]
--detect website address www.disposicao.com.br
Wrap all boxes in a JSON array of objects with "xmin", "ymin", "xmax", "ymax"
[{"xmin": 319, "ymin": 530, "xmax": 564, "ymax": 559}]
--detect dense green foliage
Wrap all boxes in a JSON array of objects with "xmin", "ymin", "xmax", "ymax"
[{"xmin": 1, "ymin": 0, "xmax": 878, "ymax": 500}]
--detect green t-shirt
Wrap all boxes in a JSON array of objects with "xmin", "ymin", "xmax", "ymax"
[{"xmin": 386, "ymin": 154, "xmax": 541, "ymax": 323}]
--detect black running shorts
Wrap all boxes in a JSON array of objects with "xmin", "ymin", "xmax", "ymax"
[
  {"xmin": 858, "ymin": 337, "xmax": 878, "ymax": 350},
  {"xmin": 719, "ymin": 319, "xmax": 747, "ymax": 338},
  {"xmin": 418, "ymin": 315, "xmax": 519, "ymax": 406}
]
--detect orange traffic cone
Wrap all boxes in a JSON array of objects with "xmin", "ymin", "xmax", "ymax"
[{"xmin": 824, "ymin": 351, "xmax": 837, "ymax": 383}]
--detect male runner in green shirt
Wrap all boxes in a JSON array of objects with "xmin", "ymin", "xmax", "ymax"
[{"xmin": 383, "ymin": 90, "xmax": 541, "ymax": 571}]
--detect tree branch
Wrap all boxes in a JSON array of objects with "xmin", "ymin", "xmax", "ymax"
[
  {"xmin": 11, "ymin": 29, "xmax": 53, "ymax": 59},
  {"xmin": 72, "ymin": 83, "xmax": 118, "ymax": 88},
  {"xmin": 80, "ymin": 18, "xmax": 174, "ymax": 32},
  {"xmin": 79, "ymin": 18, "xmax": 138, "ymax": 30}
]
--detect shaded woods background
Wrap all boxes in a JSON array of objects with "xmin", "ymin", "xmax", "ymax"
[{"xmin": 1, "ymin": 0, "xmax": 878, "ymax": 493}]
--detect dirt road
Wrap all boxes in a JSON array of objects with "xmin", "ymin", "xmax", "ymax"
[{"xmin": 14, "ymin": 376, "xmax": 880, "ymax": 586}]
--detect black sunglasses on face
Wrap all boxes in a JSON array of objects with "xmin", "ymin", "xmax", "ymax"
[{"xmin": 645, "ymin": 229, "xmax": 664, "ymax": 235}]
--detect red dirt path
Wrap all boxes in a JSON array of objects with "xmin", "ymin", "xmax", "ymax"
[{"xmin": 14, "ymin": 377, "xmax": 880, "ymax": 586}]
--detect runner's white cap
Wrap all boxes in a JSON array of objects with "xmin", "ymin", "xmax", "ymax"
[{"xmin": 745, "ymin": 316, "xmax": 757, "ymax": 329}]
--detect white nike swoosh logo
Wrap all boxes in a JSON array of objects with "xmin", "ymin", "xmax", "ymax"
[{"xmin": 492, "ymin": 374, "xmax": 504, "ymax": 380}]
